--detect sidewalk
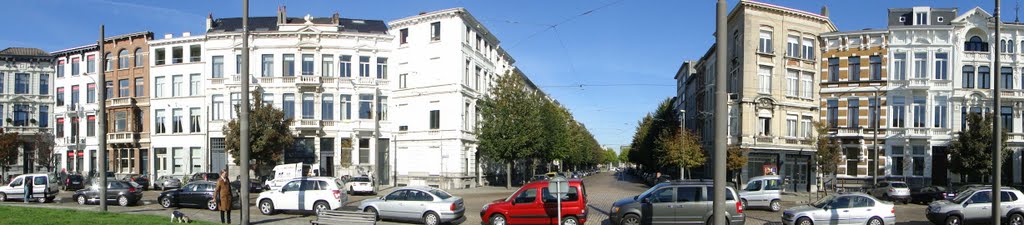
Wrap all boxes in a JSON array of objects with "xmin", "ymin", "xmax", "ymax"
[{"xmin": 781, "ymin": 191, "xmax": 825, "ymax": 205}]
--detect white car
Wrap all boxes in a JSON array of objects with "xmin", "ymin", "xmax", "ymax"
[
  {"xmin": 257, "ymin": 177, "xmax": 348, "ymax": 215},
  {"xmin": 346, "ymin": 176, "xmax": 374, "ymax": 195},
  {"xmin": 0, "ymin": 173, "xmax": 60, "ymax": 203}
]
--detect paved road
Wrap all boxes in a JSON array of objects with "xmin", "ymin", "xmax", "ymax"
[{"xmin": 0, "ymin": 172, "xmax": 932, "ymax": 225}]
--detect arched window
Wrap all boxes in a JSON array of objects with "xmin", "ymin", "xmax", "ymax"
[
  {"xmin": 1010, "ymin": 40, "xmax": 1016, "ymax": 53},
  {"xmin": 134, "ymin": 48, "xmax": 143, "ymax": 67},
  {"xmin": 105, "ymin": 53, "xmax": 113, "ymax": 71},
  {"xmin": 118, "ymin": 49, "xmax": 129, "ymax": 69},
  {"xmin": 965, "ymin": 36, "xmax": 989, "ymax": 52}
]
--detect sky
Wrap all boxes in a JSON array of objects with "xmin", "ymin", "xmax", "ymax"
[{"xmin": 0, "ymin": 0, "xmax": 1013, "ymax": 151}]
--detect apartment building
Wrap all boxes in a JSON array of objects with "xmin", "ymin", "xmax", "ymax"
[
  {"xmin": 98, "ymin": 32, "xmax": 154, "ymax": 176},
  {"xmin": 819, "ymin": 29, "xmax": 889, "ymax": 188},
  {"xmin": 0, "ymin": 47, "xmax": 54, "ymax": 176},
  {"xmin": 51, "ymin": 45, "xmax": 102, "ymax": 175},
  {"xmin": 148, "ymin": 33, "xmax": 209, "ymax": 179}
]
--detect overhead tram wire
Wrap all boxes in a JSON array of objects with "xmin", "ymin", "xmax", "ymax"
[
  {"xmin": 506, "ymin": 0, "xmax": 625, "ymax": 50},
  {"xmin": 539, "ymin": 83, "xmax": 675, "ymax": 88}
]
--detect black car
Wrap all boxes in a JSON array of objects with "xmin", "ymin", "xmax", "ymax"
[
  {"xmin": 122, "ymin": 174, "xmax": 150, "ymax": 190},
  {"xmin": 231, "ymin": 180, "xmax": 263, "ymax": 193},
  {"xmin": 73, "ymin": 181, "xmax": 143, "ymax": 207},
  {"xmin": 158, "ymin": 181, "xmax": 237, "ymax": 211},
  {"xmin": 189, "ymin": 173, "xmax": 220, "ymax": 183},
  {"xmin": 63, "ymin": 174, "xmax": 85, "ymax": 191},
  {"xmin": 909, "ymin": 185, "xmax": 948, "ymax": 204}
]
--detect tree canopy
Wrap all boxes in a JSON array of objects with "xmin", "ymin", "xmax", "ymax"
[
  {"xmin": 949, "ymin": 113, "xmax": 1009, "ymax": 181},
  {"xmin": 224, "ymin": 90, "xmax": 295, "ymax": 176}
]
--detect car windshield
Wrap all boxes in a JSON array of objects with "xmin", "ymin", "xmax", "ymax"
[
  {"xmin": 352, "ymin": 177, "xmax": 370, "ymax": 182},
  {"xmin": 205, "ymin": 173, "xmax": 220, "ymax": 180},
  {"xmin": 952, "ymin": 190, "xmax": 975, "ymax": 204},
  {"xmin": 744, "ymin": 180, "xmax": 762, "ymax": 191},
  {"xmin": 890, "ymin": 182, "xmax": 908, "ymax": 188},
  {"xmin": 812, "ymin": 195, "xmax": 835, "ymax": 208},
  {"xmin": 429, "ymin": 189, "xmax": 453, "ymax": 200},
  {"xmin": 636, "ymin": 183, "xmax": 667, "ymax": 200}
]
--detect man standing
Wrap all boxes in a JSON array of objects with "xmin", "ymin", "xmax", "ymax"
[
  {"xmin": 214, "ymin": 169, "xmax": 233, "ymax": 224},
  {"xmin": 24, "ymin": 176, "xmax": 32, "ymax": 203}
]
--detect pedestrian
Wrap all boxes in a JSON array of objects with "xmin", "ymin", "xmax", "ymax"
[
  {"xmin": 24, "ymin": 176, "xmax": 32, "ymax": 203},
  {"xmin": 214, "ymin": 169, "xmax": 232, "ymax": 224}
]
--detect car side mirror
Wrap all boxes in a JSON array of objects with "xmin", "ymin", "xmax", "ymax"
[
  {"xmin": 640, "ymin": 197, "xmax": 649, "ymax": 204},
  {"xmin": 964, "ymin": 200, "xmax": 973, "ymax": 206},
  {"xmin": 823, "ymin": 205, "xmax": 831, "ymax": 210}
]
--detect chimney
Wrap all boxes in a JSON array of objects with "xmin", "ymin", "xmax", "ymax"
[
  {"xmin": 820, "ymin": 5, "xmax": 830, "ymax": 17},
  {"xmin": 277, "ymin": 6, "xmax": 287, "ymax": 24},
  {"xmin": 182, "ymin": 32, "xmax": 191, "ymax": 37},
  {"xmin": 332, "ymin": 11, "xmax": 339, "ymax": 24},
  {"xmin": 206, "ymin": 13, "xmax": 213, "ymax": 31},
  {"xmin": 164, "ymin": 33, "xmax": 173, "ymax": 39}
]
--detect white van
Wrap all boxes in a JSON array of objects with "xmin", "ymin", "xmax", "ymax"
[
  {"xmin": 0, "ymin": 173, "xmax": 61, "ymax": 203},
  {"xmin": 739, "ymin": 175, "xmax": 783, "ymax": 211},
  {"xmin": 264, "ymin": 163, "xmax": 319, "ymax": 190}
]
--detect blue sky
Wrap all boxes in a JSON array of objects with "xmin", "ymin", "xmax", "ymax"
[{"xmin": 0, "ymin": 0, "xmax": 1012, "ymax": 151}]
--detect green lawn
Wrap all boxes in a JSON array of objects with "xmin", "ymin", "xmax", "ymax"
[{"xmin": 0, "ymin": 206, "xmax": 219, "ymax": 225}]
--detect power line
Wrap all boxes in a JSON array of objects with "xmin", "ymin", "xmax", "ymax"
[
  {"xmin": 506, "ymin": 0, "xmax": 625, "ymax": 50},
  {"xmin": 539, "ymin": 83, "xmax": 675, "ymax": 88}
]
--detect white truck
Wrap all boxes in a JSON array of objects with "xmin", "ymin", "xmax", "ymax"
[{"xmin": 263, "ymin": 163, "xmax": 319, "ymax": 190}]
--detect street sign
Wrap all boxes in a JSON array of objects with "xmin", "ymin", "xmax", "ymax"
[{"xmin": 548, "ymin": 176, "xmax": 569, "ymax": 199}]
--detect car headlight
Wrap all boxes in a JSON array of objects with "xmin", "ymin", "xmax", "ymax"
[
  {"xmin": 482, "ymin": 204, "xmax": 489, "ymax": 211},
  {"xmin": 611, "ymin": 206, "xmax": 619, "ymax": 214}
]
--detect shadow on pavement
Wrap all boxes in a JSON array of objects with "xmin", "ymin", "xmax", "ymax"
[{"xmin": 252, "ymin": 215, "xmax": 309, "ymax": 224}]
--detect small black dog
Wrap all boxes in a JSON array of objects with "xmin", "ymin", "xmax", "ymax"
[{"xmin": 171, "ymin": 210, "xmax": 191, "ymax": 223}]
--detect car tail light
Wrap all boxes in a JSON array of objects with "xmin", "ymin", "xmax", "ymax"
[
  {"xmin": 332, "ymin": 190, "xmax": 342, "ymax": 200},
  {"xmin": 888, "ymin": 188, "xmax": 894, "ymax": 192},
  {"xmin": 891, "ymin": 207, "xmax": 895, "ymax": 214},
  {"xmin": 128, "ymin": 187, "xmax": 137, "ymax": 193},
  {"xmin": 450, "ymin": 203, "xmax": 457, "ymax": 211},
  {"xmin": 736, "ymin": 201, "xmax": 743, "ymax": 214}
]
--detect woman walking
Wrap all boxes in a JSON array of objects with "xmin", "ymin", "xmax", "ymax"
[{"xmin": 214, "ymin": 169, "xmax": 232, "ymax": 224}]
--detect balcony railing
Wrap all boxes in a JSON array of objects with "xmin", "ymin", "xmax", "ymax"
[
  {"xmin": 107, "ymin": 132, "xmax": 138, "ymax": 144},
  {"xmin": 755, "ymin": 136, "xmax": 773, "ymax": 144},
  {"xmin": 107, "ymin": 97, "xmax": 135, "ymax": 108},
  {"xmin": 294, "ymin": 119, "xmax": 320, "ymax": 129},
  {"xmin": 837, "ymin": 127, "xmax": 861, "ymax": 135},
  {"xmin": 321, "ymin": 120, "xmax": 337, "ymax": 127},
  {"xmin": 296, "ymin": 76, "xmax": 321, "ymax": 86},
  {"xmin": 2, "ymin": 126, "xmax": 48, "ymax": 134},
  {"xmin": 908, "ymin": 78, "xmax": 928, "ymax": 87}
]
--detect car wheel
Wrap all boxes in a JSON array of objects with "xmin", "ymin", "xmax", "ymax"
[
  {"xmin": 259, "ymin": 199, "xmax": 275, "ymax": 215},
  {"xmin": 1010, "ymin": 213, "xmax": 1024, "ymax": 225},
  {"xmin": 364, "ymin": 207, "xmax": 379, "ymax": 221},
  {"xmin": 797, "ymin": 217, "xmax": 813, "ymax": 225},
  {"xmin": 621, "ymin": 214, "xmax": 641, "ymax": 225},
  {"xmin": 489, "ymin": 214, "xmax": 506, "ymax": 225},
  {"xmin": 0, "ymin": 193, "xmax": 6, "ymax": 202},
  {"xmin": 207, "ymin": 199, "xmax": 218, "ymax": 211},
  {"xmin": 945, "ymin": 215, "xmax": 962, "ymax": 225},
  {"xmin": 117, "ymin": 196, "xmax": 129, "ymax": 206},
  {"xmin": 867, "ymin": 217, "xmax": 883, "ymax": 225},
  {"xmin": 561, "ymin": 216, "xmax": 579, "ymax": 225},
  {"xmin": 770, "ymin": 200, "xmax": 781, "ymax": 212},
  {"xmin": 77, "ymin": 195, "xmax": 86, "ymax": 205},
  {"xmin": 160, "ymin": 197, "xmax": 173, "ymax": 208},
  {"xmin": 314, "ymin": 201, "xmax": 330, "ymax": 215},
  {"xmin": 740, "ymin": 199, "xmax": 748, "ymax": 209},
  {"xmin": 423, "ymin": 212, "xmax": 440, "ymax": 225}
]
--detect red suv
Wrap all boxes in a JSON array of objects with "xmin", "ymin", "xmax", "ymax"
[{"xmin": 480, "ymin": 179, "xmax": 588, "ymax": 225}]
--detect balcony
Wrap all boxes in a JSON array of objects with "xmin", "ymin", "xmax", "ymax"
[
  {"xmin": 755, "ymin": 136, "xmax": 774, "ymax": 144},
  {"xmin": 908, "ymin": 78, "xmax": 929, "ymax": 89},
  {"xmin": 1, "ymin": 126, "xmax": 49, "ymax": 134},
  {"xmin": 905, "ymin": 127, "xmax": 930, "ymax": 138},
  {"xmin": 294, "ymin": 119, "xmax": 321, "ymax": 130},
  {"xmin": 836, "ymin": 127, "xmax": 862, "ymax": 136},
  {"xmin": 107, "ymin": 132, "xmax": 139, "ymax": 145},
  {"xmin": 107, "ymin": 97, "xmax": 136, "ymax": 108},
  {"xmin": 296, "ymin": 76, "xmax": 321, "ymax": 87}
]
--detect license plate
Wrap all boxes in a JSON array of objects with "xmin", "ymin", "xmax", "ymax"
[{"xmin": 72, "ymin": 182, "xmax": 80, "ymax": 184}]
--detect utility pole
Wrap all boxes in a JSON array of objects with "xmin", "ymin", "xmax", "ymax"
[
  {"xmin": 97, "ymin": 25, "xmax": 108, "ymax": 212},
  {"xmin": 872, "ymin": 89, "xmax": 880, "ymax": 187},
  {"xmin": 713, "ymin": 0, "xmax": 728, "ymax": 225},
  {"xmin": 239, "ymin": 0, "xmax": 252, "ymax": 224},
  {"xmin": 993, "ymin": 0, "xmax": 1003, "ymax": 224},
  {"xmin": 372, "ymin": 86, "xmax": 380, "ymax": 192}
]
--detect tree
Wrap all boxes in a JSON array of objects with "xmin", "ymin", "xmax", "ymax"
[
  {"xmin": 224, "ymin": 90, "xmax": 294, "ymax": 177},
  {"xmin": 0, "ymin": 132, "xmax": 19, "ymax": 180},
  {"xmin": 604, "ymin": 148, "xmax": 618, "ymax": 167},
  {"xmin": 813, "ymin": 122, "xmax": 841, "ymax": 194},
  {"xmin": 538, "ymin": 100, "xmax": 570, "ymax": 171},
  {"xmin": 33, "ymin": 132, "xmax": 55, "ymax": 172},
  {"xmin": 659, "ymin": 129, "xmax": 704, "ymax": 179},
  {"xmin": 727, "ymin": 145, "xmax": 748, "ymax": 187},
  {"xmin": 618, "ymin": 147, "xmax": 629, "ymax": 166},
  {"xmin": 478, "ymin": 72, "xmax": 545, "ymax": 188},
  {"xmin": 628, "ymin": 98, "xmax": 678, "ymax": 174},
  {"xmin": 949, "ymin": 113, "xmax": 1010, "ymax": 182}
]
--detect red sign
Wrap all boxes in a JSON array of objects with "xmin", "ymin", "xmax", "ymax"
[
  {"xmin": 67, "ymin": 151, "xmax": 74, "ymax": 157},
  {"xmin": 77, "ymin": 151, "xmax": 84, "ymax": 156}
]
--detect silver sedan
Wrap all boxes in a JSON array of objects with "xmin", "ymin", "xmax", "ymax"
[
  {"xmin": 782, "ymin": 193, "xmax": 896, "ymax": 225},
  {"xmin": 358, "ymin": 187, "xmax": 465, "ymax": 225}
]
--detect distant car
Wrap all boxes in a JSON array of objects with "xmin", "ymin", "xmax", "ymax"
[
  {"xmin": 910, "ymin": 186, "xmax": 948, "ymax": 204},
  {"xmin": 73, "ymin": 181, "xmax": 143, "ymax": 207},
  {"xmin": 740, "ymin": 175, "xmax": 783, "ymax": 211},
  {"xmin": 257, "ymin": 177, "xmax": 347, "ymax": 215},
  {"xmin": 158, "ymin": 181, "xmax": 237, "ymax": 211},
  {"xmin": 155, "ymin": 175, "xmax": 182, "ymax": 191},
  {"xmin": 610, "ymin": 180, "xmax": 744, "ymax": 225},
  {"xmin": 926, "ymin": 187, "xmax": 1024, "ymax": 225},
  {"xmin": 63, "ymin": 174, "xmax": 85, "ymax": 191},
  {"xmin": 231, "ymin": 180, "xmax": 264, "ymax": 193},
  {"xmin": 358, "ymin": 187, "xmax": 465, "ymax": 225},
  {"xmin": 122, "ymin": 174, "xmax": 150, "ymax": 190},
  {"xmin": 347, "ymin": 176, "xmax": 374, "ymax": 195},
  {"xmin": 869, "ymin": 181, "xmax": 911, "ymax": 204},
  {"xmin": 782, "ymin": 193, "xmax": 896, "ymax": 225},
  {"xmin": 189, "ymin": 172, "xmax": 220, "ymax": 183},
  {"xmin": 947, "ymin": 184, "xmax": 988, "ymax": 200}
]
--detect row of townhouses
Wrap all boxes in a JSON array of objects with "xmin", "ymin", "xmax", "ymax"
[
  {"xmin": 678, "ymin": 0, "xmax": 1024, "ymax": 192},
  {"xmin": 3, "ymin": 7, "xmax": 541, "ymax": 189}
]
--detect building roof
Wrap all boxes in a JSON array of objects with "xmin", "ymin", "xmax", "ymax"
[
  {"xmin": 209, "ymin": 16, "xmax": 388, "ymax": 34},
  {"xmin": 0, "ymin": 47, "xmax": 50, "ymax": 57}
]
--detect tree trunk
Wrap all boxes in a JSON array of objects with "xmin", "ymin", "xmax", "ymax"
[{"xmin": 505, "ymin": 162, "xmax": 511, "ymax": 189}]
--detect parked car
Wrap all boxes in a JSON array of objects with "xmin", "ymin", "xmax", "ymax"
[
  {"xmin": 740, "ymin": 175, "xmax": 783, "ymax": 211},
  {"xmin": 480, "ymin": 179, "xmax": 588, "ymax": 225},
  {"xmin": 346, "ymin": 176, "xmax": 374, "ymax": 195},
  {"xmin": 189, "ymin": 172, "xmax": 220, "ymax": 183},
  {"xmin": 358, "ymin": 187, "xmax": 465, "ymax": 225},
  {"xmin": 231, "ymin": 180, "xmax": 264, "ymax": 193},
  {"xmin": 910, "ymin": 185, "xmax": 949, "ymax": 204},
  {"xmin": 63, "ymin": 174, "xmax": 85, "ymax": 191},
  {"xmin": 257, "ymin": 177, "xmax": 347, "ymax": 215},
  {"xmin": 73, "ymin": 181, "xmax": 143, "ymax": 206},
  {"xmin": 947, "ymin": 184, "xmax": 988, "ymax": 201},
  {"xmin": 158, "ymin": 181, "xmax": 238, "ymax": 211},
  {"xmin": 155, "ymin": 175, "xmax": 183, "ymax": 191},
  {"xmin": 782, "ymin": 193, "xmax": 896, "ymax": 225},
  {"xmin": 122, "ymin": 174, "xmax": 150, "ymax": 190},
  {"xmin": 609, "ymin": 180, "xmax": 744, "ymax": 225},
  {"xmin": 0, "ymin": 173, "xmax": 60, "ymax": 203},
  {"xmin": 869, "ymin": 181, "xmax": 912, "ymax": 204},
  {"xmin": 926, "ymin": 187, "xmax": 1024, "ymax": 225}
]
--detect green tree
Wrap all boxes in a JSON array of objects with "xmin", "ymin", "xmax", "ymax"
[
  {"xmin": 628, "ymin": 97, "xmax": 678, "ymax": 174},
  {"xmin": 727, "ymin": 145, "xmax": 748, "ymax": 187},
  {"xmin": 814, "ymin": 122, "xmax": 841, "ymax": 194},
  {"xmin": 618, "ymin": 147, "xmax": 629, "ymax": 167},
  {"xmin": 478, "ymin": 72, "xmax": 545, "ymax": 188},
  {"xmin": 538, "ymin": 100, "xmax": 570, "ymax": 171},
  {"xmin": 224, "ymin": 90, "xmax": 294, "ymax": 177},
  {"xmin": 949, "ymin": 113, "xmax": 1010, "ymax": 182},
  {"xmin": 604, "ymin": 148, "xmax": 618, "ymax": 167},
  {"xmin": 0, "ymin": 132, "xmax": 19, "ymax": 180},
  {"xmin": 659, "ymin": 129, "xmax": 705, "ymax": 179}
]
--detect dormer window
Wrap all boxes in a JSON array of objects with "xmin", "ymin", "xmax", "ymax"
[{"xmin": 915, "ymin": 12, "xmax": 928, "ymax": 25}]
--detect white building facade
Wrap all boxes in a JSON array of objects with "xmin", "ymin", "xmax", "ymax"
[
  {"xmin": 148, "ymin": 34, "xmax": 211, "ymax": 178},
  {"xmin": 51, "ymin": 46, "xmax": 102, "ymax": 176},
  {"xmin": 0, "ymin": 48, "xmax": 55, "ymax": 177}
]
